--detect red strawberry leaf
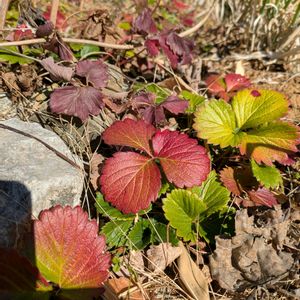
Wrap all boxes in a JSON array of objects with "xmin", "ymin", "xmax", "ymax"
[
  {"xmin": 43, "ymin": 33, "xmax": 75, "ymax": 61},
  {"xmin": 0, "ymin": 248, "xmax": 52, "ymax": 294},
  {"xmin": 145, "ymin": 31, "xmax": 194, "ymax": 68},
  {"xmin": 248, "ymin": 188, "xmax": 278, "ymax": 207},
  {"xmin": 13, "ymin": 24, "xmax": 34, "ymax": 41},
  {"xmin": 34, "ymin": 206, "xmax": 111, "ymax": 291},
  {"xmin": 219, "ymin": 166, "xmax": 258, "ymax": 196},
  {"xmin": 102, "ymin": 119, "xmax": 156, "ymax": 156},
  {"xmin": 205, "ymin": 74, "xmax": 228, "ymax": 100},
  {"xmin": 134, "ymin": 8, "xmax": 157, "ymax": 35},
  {"xmin": 132, "ymin": 93, "xmax": 188, "ymax": 124},
  {"xmin": 224, "ymin": 73, "xmax": 251, "ymax": 92},
  {"xmin": 161, "ymin": 94, "xmax": 189, "ymax": 114},
  {"xmin": 100, "ymin": 152, "xmax": 161, "ymax": 213},
  {"xmin": 165, "ymin": 31, "xmax": 194, "ymax": 66},
  {"xmin": 219, "ymin": 167, "xmax": 243, "ymax": 196},
  {"xmin": 76, "ymin": 59, "xmax": 108, "ymax": 89},
  {"xmin": 205, "ymin": 73, "xmax": 251, "ymax": 101},
  {"xmin": 153, "ymin": 130, "xmax": 210, "ymax": 187},
  {"xmin": 50, "ymin": 86, "xmax": 104, "ymax": 121},
  {"xmin": 145, "ymin": 38, "xmax": 160, "ymax": 56}
]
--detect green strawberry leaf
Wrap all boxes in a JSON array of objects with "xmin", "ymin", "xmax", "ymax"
[
  {"xmin": 180, "ymin": 90, "xmax": 205, "ymax": 113},
  {"xmin": 162, "ymin": 189, "xmax": 206, "ymax": 241},
  {"xmin": 190, "ymin": 171, "xmax": 230, "ymax": 219},
  {"xmin": 127, "ymin": 219, "xmax": 151, "ymax": 249},
  {"xmin": 194, "ymin": 99, "xmax": 244, "ymax": 147},
  {"xmin": 101, "ymin": 219, "xmax": 133, "ymax": 248},
  {"xmin": 80, "ymin": 44, "xmax": 100, "ymax": 58},
  {"xmin": 250, "ymin": 159, "xmax": 282, "ymax": 188},
  {"xmin": 149, "ymin": 221, "xmax": 179, "ymax": 246},
  {"xmin": 95, "ymin": 193, "xmax": 136, "ymax": 220},
  {"xmin": 0, "ymin": 47, "xmax": 34, "ymax": 64},
  {"xmin": 232, "ymin": 89, "xmax": 288, "ymax": 129}
]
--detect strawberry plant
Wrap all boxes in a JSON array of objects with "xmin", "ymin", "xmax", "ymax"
[
  {"xmin": 194, "ymin": 88, "xmax": 299, "ymax": 166},
  {"xmin": 100, "ymin": 118, "xmax": 210, "ymax": 213}
]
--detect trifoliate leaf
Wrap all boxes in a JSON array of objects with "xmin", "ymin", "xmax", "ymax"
[
  {"xmin": 101, "ymin": 219, "xmax": 133, "ymax": 248},
  {"xmin": 251, "ymin": 160, "xmax": 282, "ymax": 188},
  {"xmin": 194, "ymin": 99, "xmax": 244, "ymax": 147},
  {"xmin": 163, "ymin": 189, "xmax": 206, "ymax": 241},
  {"xmin": 190, "ymin": 171, "xmax": 230, "ymax": 219},
  {"xmin": 232, "ymin": 89, "xmax": 288, "ymax": 129},
  {"xmin": 194, "ymin": 89, "xmax": 299, "ymax": 165}
]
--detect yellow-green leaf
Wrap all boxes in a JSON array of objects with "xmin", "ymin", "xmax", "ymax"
[
  {"xmin": 193, "ymin": 99, "xmax": 244, "ymax": 147},
  {"xmin": 232, "ymin": 89, "xmax": 288, "ymax": 129}
]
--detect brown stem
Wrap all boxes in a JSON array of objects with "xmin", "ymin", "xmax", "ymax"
[
  {"xmin": 0, "ymin": 37, "xmax": 134, "ymax": 50},
  {"xmin": 50, "ymin": 0, "xmax": 60, "ymax": 26},
  {"xmin": 0, "ymin": 0, "xmax": 10, "ymax": 31}
]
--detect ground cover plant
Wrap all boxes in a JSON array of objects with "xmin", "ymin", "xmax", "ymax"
[{"xmin": 0, "ymin": 0, "xmax": 299, "ymax": 299}]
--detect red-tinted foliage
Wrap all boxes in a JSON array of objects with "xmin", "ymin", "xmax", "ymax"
[
  {"xmin": 34, "ymin": 205, "xmax": 111, "ymax": 289},
  {"xmin": 100, "ymin": 119, "xmax": 210, "ymax": 213},
  {"xmin": 132, "ymin": 92, "xmax": 188, "ymax": 124},
  {"xmin": 40, "ymin": 57, "xmax": 74, "ymax": 81},
  {"xmin": 152, "ymin": 130, "xmax": 210, "ymax": 187},
  {"xmin": 50, "ymin": 86, "xmax": 104, "ymax": 121},
  {"xmin": 133, "ymin": 8, "xmax": 157, "ymax": 35},
  {"xmin": 100, "ymin": 152, "xmax": 161, "ymax": 213},
  {"xmin": 248, "ymin": 188, "xmax": 278, "ymax": 207},
  {"xmin": 102, "ymin": 118, "xmax": 156, "ymax": 156},
  {"xmin": 205, "ymin": 73, "xmax": 251, "ymax": 101},
  {"xmin": 76, "ymin": 59, "xmax": 109, "ymax": 89}
]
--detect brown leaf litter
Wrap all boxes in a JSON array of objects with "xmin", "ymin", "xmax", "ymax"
[{"xmin": 209, "ymin": 207, "xmax": 299, "ymax": 293}]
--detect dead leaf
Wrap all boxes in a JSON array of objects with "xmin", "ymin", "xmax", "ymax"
[
  {"xmin": 103, "ymin": 277, "xmax": 146, "ymax": 300},
  {"xmin": 89, "ymin": 153, "xmax": 104, "ymax": 190},
  {"xmin": 146, "ymin": 243, "xmax": 182, "ymax": 273},
  {"xmin": 177, "ymin": 241, "xmax": 209, "ymax": 300},
  {"xmin": 209, "ymin": 208, "xmax": 295, "ymax": 292},
  {"xmin": 40, "ymin": 57, "xmax": 74, "ymax": 82},
  {"xmin": 117, "ymin": 250, "xmax": 145, "ymax": 278}
]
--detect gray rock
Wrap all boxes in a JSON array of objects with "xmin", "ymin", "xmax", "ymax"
[
  {"xmin": 0, "ymin": 93, "xmax": 16, "ymax": 120},
  {"xmin": 0, "ymin": 118, "xmax": 84, "ymax": 248}
]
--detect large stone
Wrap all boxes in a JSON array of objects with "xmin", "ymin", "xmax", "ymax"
[{"xmin": 0, "ymin": 118, "xmax": 84, "ymax": 248}]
